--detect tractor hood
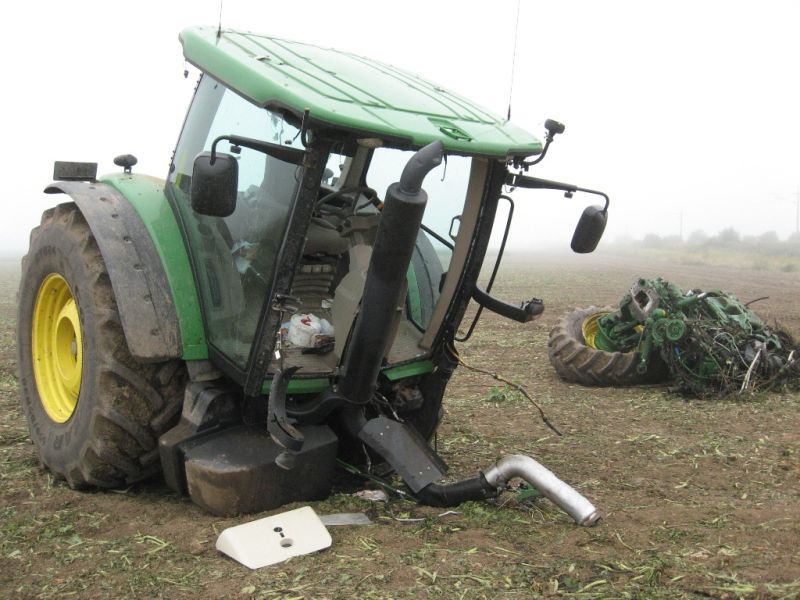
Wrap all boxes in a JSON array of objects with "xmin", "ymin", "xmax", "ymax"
[{"xmin": 179, "ymin": 26, "xmax": 542, "ymax": 158}]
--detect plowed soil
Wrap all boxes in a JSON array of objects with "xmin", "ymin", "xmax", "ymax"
[{"xmin": 1, "ymin": 249, "xmax": 798, "ymax": 599}]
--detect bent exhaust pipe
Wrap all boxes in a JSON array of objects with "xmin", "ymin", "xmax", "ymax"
[
  {"xmin": 416, "ymin": 454, "xmax": 600, "ymax": 527},
  {"xmin": 483, "ymin": 454, "xmax": 600, "ymax": 526}
]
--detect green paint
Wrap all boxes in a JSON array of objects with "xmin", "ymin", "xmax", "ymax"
[
  {"xmin": 100, "ymin": 173, "xmax": 209, "ymax": 360},
  {"xmin": 180, "ymin": 27, "xmax": 543, "ymax": 158},
  {"xmin": 382, "ymin": 360, "xmax": 435, "ymax": 381},
  {"xmin": 405, "ymin": 264, "xmax": 422, "ymax": 325},
  {"xmin": 260, "ymin": 360, "xmax": 435, "ymax": 394},
  {"xmin": 591, "ymin": 319, "xmax": 619, "ymax": 352},
  {"xmin": 261, "ymin": 378, "xmax": 330, "ymax": 395},
  {"xmin": 597, "ymin": 277, "xmax": 790, "ymax": 395}
]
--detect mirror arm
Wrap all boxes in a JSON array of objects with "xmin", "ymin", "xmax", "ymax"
[
  {"xmin": 210, "ymin": 134, "xmax": 306, "ymax": 165},
  {"xmin": 506, "ymin": 173, "xmax": 610, "ymax": 212},
  {"xmin": 471, "ymin": 286, "xmax": 544, "ymax": 323}
]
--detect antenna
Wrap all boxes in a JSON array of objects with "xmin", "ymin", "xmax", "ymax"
[
  {"xmin": 506, "ymin": 0, "xmax": 522, "ymax": 121},
  {"xmin": 217, "ymin": 0, "xmax": 224, "ymax": 40}
]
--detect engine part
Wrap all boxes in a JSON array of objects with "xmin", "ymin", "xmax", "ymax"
[
  {"xmin": 339, "ymin": 141, "xmax": 444, "ymax": 405},
  {"xmin": 411, "ymin": 453, "xmax": 599, "ymax": 526}
]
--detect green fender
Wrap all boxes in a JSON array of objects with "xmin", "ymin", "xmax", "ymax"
[{"xmin": 98, "ymin": 173, "xmax": 208, "ymax": 360}]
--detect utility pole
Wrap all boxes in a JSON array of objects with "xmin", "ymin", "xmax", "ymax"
[{"xmin": 795, "ymin": 187, "xmax": 799, "ymax": 235}]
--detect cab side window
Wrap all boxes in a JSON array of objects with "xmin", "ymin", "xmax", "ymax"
[{"xmin": 168, "ymin": 76, "xmax": 302, "ymax": 368}]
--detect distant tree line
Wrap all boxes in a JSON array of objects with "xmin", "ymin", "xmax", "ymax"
[{"xmin": 616, "ymin": 228, "xmax": 800, "ymax": 257}]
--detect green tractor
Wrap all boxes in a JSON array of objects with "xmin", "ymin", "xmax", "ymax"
[{"xmin": 18, "ymin": 27, "xmax": 608, "ymax": 520}]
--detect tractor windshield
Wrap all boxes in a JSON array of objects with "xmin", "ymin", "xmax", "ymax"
[{"xmin": 367, "ymin": 149, "xmax": 471, "ymax": 272}]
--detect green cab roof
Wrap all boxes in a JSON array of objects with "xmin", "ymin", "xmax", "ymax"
[{"xmin": 180, "ymin": 26, "xmax": 542, "ymax": 158}]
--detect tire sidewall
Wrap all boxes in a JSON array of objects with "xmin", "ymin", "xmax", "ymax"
[
  {"xmin": 569, "ymin": 306, "xmax": 669, "ymax": 383},
  {"xmin": 567, "ymin": 307, "xmax": 591, "ymax": 344},
  {"xmin": 17, "ymin": 216, "xmax": 102, "ymax": 475}
]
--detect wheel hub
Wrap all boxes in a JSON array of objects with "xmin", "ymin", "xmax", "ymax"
[
  {"xmin": 32, "ymin": 273, "xmax": 83, "ymax": 423},
  {"xmin": 581, "ymin": 311, "xmax": 614, "ymax": 350}
]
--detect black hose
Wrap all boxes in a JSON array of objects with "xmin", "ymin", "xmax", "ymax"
[{"xmin": 414, "ymin": 474, "xmax": 498, "ymax": 507}]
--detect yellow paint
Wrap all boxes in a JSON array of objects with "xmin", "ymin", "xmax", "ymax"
[
  {"xmin": 32, "ymin": 274, "xmax": 83, "ymax": 422},
  {"xmin": 581, "ymin": 312, "xmax": 610, "ymax": 349}
]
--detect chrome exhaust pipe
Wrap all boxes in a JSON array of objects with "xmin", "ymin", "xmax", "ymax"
[{"xmin": 482, "ymin": 454, "xmax": 600, "ymax": 526}]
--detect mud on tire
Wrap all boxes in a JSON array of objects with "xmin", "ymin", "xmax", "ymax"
[
  {"xmin": 16, "ymin": 203, "xmax": 186, "ymax": 488},
  {"xmin": 548, "ymin": 306, "xmax": 667, "ymax": 387}
]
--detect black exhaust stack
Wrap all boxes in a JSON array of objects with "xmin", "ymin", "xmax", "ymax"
[
  {"xmin": 337, "ymin": 141, "xmax": 506, "ymax": 503},
  {"xmin": 339, "ymin": 141, "xmax": 443, "ymax": 404},
  {"xmin": 332, "ymin": 143, "xmax": 603, "ymax": 524}
]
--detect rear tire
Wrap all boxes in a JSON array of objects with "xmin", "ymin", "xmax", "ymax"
[
  {"xmin": 547, "ymin": 306, "xmax": 667, "ymax": 387},
  {"xmin": 17, "ymin": 203, "xmax": 186, "ymax": 488}
]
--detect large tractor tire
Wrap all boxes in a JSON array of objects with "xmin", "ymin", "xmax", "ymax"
[
  {"xmin": 16, "ymin": 203, "xmax": 186, "ymax": 488},
  {"xmin": 548, "ymin": 306, "xmax": 666, "ymax": 387}
]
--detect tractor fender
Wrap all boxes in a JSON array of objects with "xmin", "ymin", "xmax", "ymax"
[{"xmin": 44, "ymin": 180, "xmax": 181, "ymax": 361}]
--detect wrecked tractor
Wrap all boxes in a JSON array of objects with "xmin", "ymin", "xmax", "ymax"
[{"xmin": 18, "ymin": 27, "xmax": 608, "ymax": 522}]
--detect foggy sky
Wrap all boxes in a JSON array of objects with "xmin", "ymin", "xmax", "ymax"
[{"xmin": 2, "ymin": 0, "xmax": 799, "ymax": 254}]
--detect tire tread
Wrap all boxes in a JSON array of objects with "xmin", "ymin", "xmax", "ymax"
[
  {"xmin": 548, "ymin": 305, "xmax": 666, "ymax": 387},
  {"xmin": 18, "ymin": 202, "xmax": 185, "ymax": 488}
]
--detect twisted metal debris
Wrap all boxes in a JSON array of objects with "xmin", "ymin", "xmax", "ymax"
[{"xmin": 591, "ymin": 278, "xmax": 799, "ymax": 397}]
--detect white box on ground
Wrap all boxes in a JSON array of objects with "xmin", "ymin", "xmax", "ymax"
[{"xmin": 216, "ymin": 506, "xmax": 332, "ymax": 569}]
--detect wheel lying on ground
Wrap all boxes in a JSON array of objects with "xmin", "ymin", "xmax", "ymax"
[
  {"xmin": 16, "ymin": 203, "xmax": 186, "ymax": 488},
  {"xmin": 547, "ymin": 306, "xmax": 667, "ymax": 387}
]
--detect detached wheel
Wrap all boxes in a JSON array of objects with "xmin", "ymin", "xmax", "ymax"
[
  {"xmin": 17, "ymin": 203, "xmax": 186, "ymax": 488},
  {"xmin": 547, "ymin": 306, "xmax": 667, "ymax": 386}
]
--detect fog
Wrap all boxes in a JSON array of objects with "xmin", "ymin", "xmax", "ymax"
[{"xmin": 2, "ymin": 0, "xmax": 799, "ymax": 255}]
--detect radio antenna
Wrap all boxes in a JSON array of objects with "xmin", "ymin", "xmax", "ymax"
[
  {"xmin": 506, "ymin": 0, "xmax": 522, "ymax": 121},
  {"xmin": 217, "ymin": 0, "xmax": 224, "ymax": 39}
]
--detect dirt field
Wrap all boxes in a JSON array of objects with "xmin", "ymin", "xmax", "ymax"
[{"xmin": 1, "ymin": 249, "xmax": 799, "ymax": 599}]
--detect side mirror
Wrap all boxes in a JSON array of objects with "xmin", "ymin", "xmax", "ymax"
[
  {"xmin": 571, "ymin": 205, "xmax": 607, "ymax": 253},
  {"xmin": 190, "ymin": 152, "xmax": 238, "ymax": 217}
]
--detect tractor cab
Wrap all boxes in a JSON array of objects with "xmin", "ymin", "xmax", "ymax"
[
  {"xmin": 167, "ymin": 27, "xmax": 559, "ymax": 403},
  {"xmin": 167, "ymin": 74, "xmax": 468, "ymax": 387}
]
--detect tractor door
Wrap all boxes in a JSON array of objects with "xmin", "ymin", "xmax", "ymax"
[{"xmin": 166, "ymin": 75, "xmax": 304, "ymax": 370}]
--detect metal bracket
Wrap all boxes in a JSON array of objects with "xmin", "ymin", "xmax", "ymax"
[{"xmin": 358, "ymin": 416, "xmax": 448, "ymax": 493}]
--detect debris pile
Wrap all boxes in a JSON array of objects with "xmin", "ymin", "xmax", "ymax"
[{"xmin": 553, "ymin": 278, "xmax": 799, "ymax": 397}]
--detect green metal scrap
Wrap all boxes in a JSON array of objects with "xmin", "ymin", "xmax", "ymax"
[{"xmin": 593, "ymin": 278, "xmax": 799, "ymax": 396}]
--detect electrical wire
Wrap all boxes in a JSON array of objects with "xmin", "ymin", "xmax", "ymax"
[{"xmin": 446, "ymin": 343, "xmax": 562, "ymax": 436}]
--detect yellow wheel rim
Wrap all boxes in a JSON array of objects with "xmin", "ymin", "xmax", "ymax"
[
  {"xmin": 32, "ymin": 274, "xmax": 83, "ymax": 423},
  {"xmin": 582, "ymin": 312, "xmax": 610, "ymax": 349},
  {"xmin": 582, "ymin": 311, "xmax": 644, "ymax": 350}
]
